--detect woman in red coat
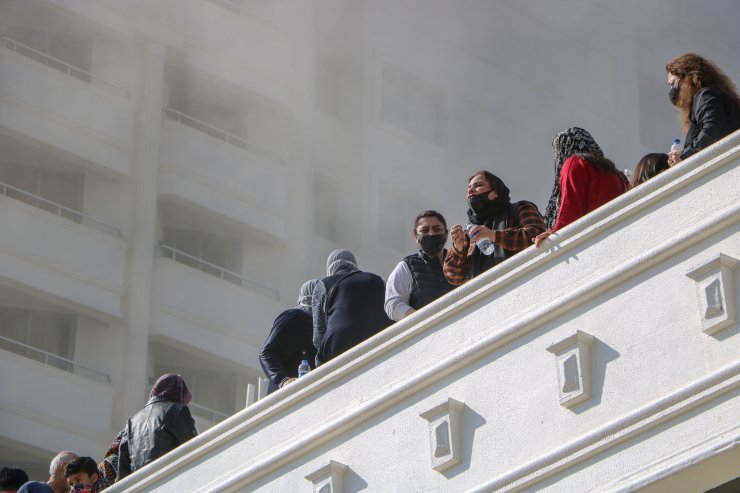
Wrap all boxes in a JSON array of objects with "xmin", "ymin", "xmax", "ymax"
[{"xmin": 535, "ymin": 127, "xmax": 629, "ymax": 248}]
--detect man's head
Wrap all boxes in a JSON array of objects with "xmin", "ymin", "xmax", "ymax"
[
  {"xmin": 326, "ymin": 249, "xmax": 356, "ymax": 276},
  {"xmin": 413, "ymin": 210, "xmax": 448, "ymax": 256},
  {"xmin": 63, "ymin": 457, "xmax": 99, "ymax": 491},
  {"xmin": 1, "ymin": 467, "xmax": 28, "ymax": 493},
  {"xmin": 48, "ymin": 451, "xmax": 78, "ymax": 493}
]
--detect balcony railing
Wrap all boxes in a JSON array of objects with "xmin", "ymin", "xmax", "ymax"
[
  {"xmin": 163, "ymin": 108, "xmax": 282, "ymax": 165},
  {"xmin": 0, "ymin": 335, "xmax": 111, "ymax": 383},
  {"xmin": 0, "ymin": 180, "xmax": 122, "ymax": 238},
  {"xmin": 189, "ymin": 402, "xmax": 230, "ymax": 424},
  {"xmin": 1, "ymin": 35, "xmax": 129, "ymax": 98},
  {"xmin": 155, "ymin": 244, "xmax": 279, "ymax": 299}
]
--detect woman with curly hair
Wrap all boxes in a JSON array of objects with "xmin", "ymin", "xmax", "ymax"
[{"xmin": 666, "ymin": 53, "xmax": 740, "ymax": 165}]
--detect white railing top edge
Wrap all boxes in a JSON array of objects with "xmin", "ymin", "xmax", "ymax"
[
  {"xmin": 156, "ymin": 243, "xmax": 279, "ymax": 299},
  {"xmin": 0, "ymin": 335, "xmax": 111, "ymax": 382},
  {"xmin": 163, "ymin": 108, "xmax": 283, "ymax": 165},
  {"xmin": 1, "ymin": 35, "xmax": 130, "ymax": 98},
  {"xmin": 0, "ymin": 180, "xmax": 122, "ymax": 238}
]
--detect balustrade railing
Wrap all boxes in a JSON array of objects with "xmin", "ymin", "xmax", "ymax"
[
  {"xmin": 1, "ymin": 35, "xmax": 129, "ymax": 98},
  {"xmin": 0, "ymin": 335, "xmax": 111, "ymax": 383},
  {"xmin": 155, "ymin": 244, "xmax": 279, "ymax": 299},
  {"xmin": 163, "ymin": 108, "xmax": 282, "ymax": 164},
  {"xmin": 0, "ymin": 180, "xmax": 122, "ymax": 237}
]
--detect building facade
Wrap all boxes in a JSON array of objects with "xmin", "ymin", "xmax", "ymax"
[{"xmin": 0, "ymin": 0, "xmax": 738, "ymax": 487}]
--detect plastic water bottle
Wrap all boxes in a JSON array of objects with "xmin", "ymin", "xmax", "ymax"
[
  {"xmin": 298, "ymin": 359, "xmax": 311, "ymax": 378},
  {"xmin": 464, "ymin": 222, "xmax": 495, "ymax": 255},
  {"xmin": 670, "ymin": 138, "xmax": 683, "ymax": 154}
]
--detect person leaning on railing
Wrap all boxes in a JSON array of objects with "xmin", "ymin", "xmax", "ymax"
[
  {"xmin": 259, "ymin": 280, "xmax": 319, "ymax": 392},
  {"xmin": 665, "ymin": 53, "xmax": 740, "ymax": 166},
  {"xmin": 534, "ymin": 127, "xmax": 630, "ymax": 248},
  {"xmin": 117, "ymin": 374, "xmax": 197, "ymax": 480},
  {"xmin": 444, "ymin": 171, "xmax": 546, "ymax": 285}
]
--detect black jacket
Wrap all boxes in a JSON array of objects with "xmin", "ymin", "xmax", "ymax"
[
  {"xmin": 681, "ymin": 87, "xmax": 740, "ymax": 159},
  {"xmin": 117, "ymin": 398, "xmax": 197, "ymax": 479},
  {"xmin": 259, "ymin": 308, "xmax": 316, "ymax": 393},
  {"xmin": 315, "ymin": 270, "xmax": 393, "ymax": 365}
]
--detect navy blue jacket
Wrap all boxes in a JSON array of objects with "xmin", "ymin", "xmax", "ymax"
[
  {"xmin": 314, "ymin": 270, "xmax": 393, "ymax": 365},
  {"xmin": 259, "ymin": 308, "xmax": 316, "ymax": 393}
]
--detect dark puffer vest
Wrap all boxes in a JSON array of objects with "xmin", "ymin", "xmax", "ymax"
[{"xmin": 403, "ymin": 251, "xmax": 454, "ymax": 309}]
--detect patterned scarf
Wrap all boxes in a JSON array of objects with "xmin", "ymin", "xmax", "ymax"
[
  {"xmin": 149, "ymin": 373, "xmax": 192, "ymax": 405},
  {"xmin": 544, "ymin": 127, "xmax": 604, "ymax": 229}
]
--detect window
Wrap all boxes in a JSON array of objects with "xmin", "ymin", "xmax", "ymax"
[
  {"xmin": 0, "ymin": 307, "xmax": 76, "ymax": 371},
  {"xmin": 162, "ymin": 227, "xmax": 243, "ymax": 280},
  {"xmin": 7, "ymin": 26, "xmax": 93, "ymax": 82},
  {"xmin": 381, "ymin": 64, "xmax": 448, "ymax": 146},
  {"xmin": 0, "ymin": 163, "xmax": 84, "ymax": 220},
  {"xmin": 313, "ymin": 173, "xmax": 341, "ymax": 243},
  {"xmin": 316, "ymin": 58, "xmax": 350, "ymax": 120}
]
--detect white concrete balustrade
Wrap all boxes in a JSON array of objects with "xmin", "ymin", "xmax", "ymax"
[
  {"xmin": 0, "ymin": 194, "xmax": 127, "ymax": 321},
  {"xmin": 158, "ymin": 115, "xmax": 287, "ymax": 239},
  {"xmin": 0, "ymin": 37, "xmax": 133, "ymax": 177},
  {"xmin": 108, "ymin": 131, "xmax": 740, "ymax": 493}
]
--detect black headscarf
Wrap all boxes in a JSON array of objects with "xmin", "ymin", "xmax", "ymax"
[
  {"xmin": 466, "ymin": 172, "xmax": 514, "ymax": 277},
  {"xmin": 544, "ymin": 127, "xmax": 604, "ymax": 229}
]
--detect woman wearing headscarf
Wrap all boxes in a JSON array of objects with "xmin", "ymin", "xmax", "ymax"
[
  {"xmin": 312, "ymin": 249, "xmax": 393, "ymax": 366},
  {"xmin": 665, "ymin": 53, "xmax": 740, "ymax": 166},
  {"xmin": 117, "ymin": 374, "xmax": 197, "ymax": 480},
  {"xmin": 534, "ymin": 127, "xmax": 629, "ymax": 247},
  {"xmin": 259, "ymin": 279, "xmax": 320, "ymax": 393},
  {"xmin": 444, "ymin": 170, "xmax": 545, "ymax": 285}
]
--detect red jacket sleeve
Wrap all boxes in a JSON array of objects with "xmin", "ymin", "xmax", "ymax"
[{"xmin": 553, "ymin": 155, "xmax": 589, "ymax": 231}]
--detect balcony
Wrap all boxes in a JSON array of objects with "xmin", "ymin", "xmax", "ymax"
[
  {"xmin": 138, "ymin": 0, "xmax": 290, "ymax": 102},
  {"xmin": 109, "ymin": 132, "xmax": 740, "ymax": 493},
  {"xmin": 150, "ymin": 252, "xmax": 284, "ymax": 369},
  {"xmin": 0, "ymin": 341, "xmax": 114, "ymax": 457},
  {"xmin": 0, "ymin": 36, "xmax": 132, "ymax": 177},
  {"xmin": 158, "ymin": 109, "xmax": 286, "ymax": 239},
  {"xmin": 0, "ymin": 190, "xmax": 126, "ymax": 321}
]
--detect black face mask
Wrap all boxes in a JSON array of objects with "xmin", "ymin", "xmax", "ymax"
[
  {"xmin": 468, "ymin": 192, "xmax": 494, "ymax": 214},
  {"xmin": 669, "ymin": 80, "xmax": 680, "ymax": 106},
  {"xmin": 418, "ymin": 233, "xmax": 446, "ymax": 255}
]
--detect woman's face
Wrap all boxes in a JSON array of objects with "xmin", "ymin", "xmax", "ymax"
[
  {"xmin": 467, "ymin": 174, "xmax": 498, "ymax": 200},
  {"xmin": 667, "ymin": 72, "xmax": 680, "ymax": 86}
]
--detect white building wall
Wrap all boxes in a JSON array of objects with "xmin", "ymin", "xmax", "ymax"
[{"xmin": 0, "ymin": 0, "xmax": 739, "ymax": 486}]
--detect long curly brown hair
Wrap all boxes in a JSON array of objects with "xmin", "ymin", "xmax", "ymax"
[{"xmin": 665, "ymin": 53, "xmax": 740, "ymax": 132}]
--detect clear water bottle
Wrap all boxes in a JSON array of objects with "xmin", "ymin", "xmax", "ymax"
[
  {"xmin": 298, "ymin": 359, "xmax": 311, "ymax": 378},
  {"xmin": 670, "ymin": 138, "xmax": 683, "ymax": 154},
  {"xmin": 464, "ymin": 222, "xmax": 495, "ymax": 255}
]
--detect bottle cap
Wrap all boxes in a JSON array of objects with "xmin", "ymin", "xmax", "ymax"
[
  {"xmin": 302, "ymin": 359, "xmax": 308, "ymax": 364},
  {"xmin": 673, "ymin": 138, "xmax": 681, "ymax": 144}
]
